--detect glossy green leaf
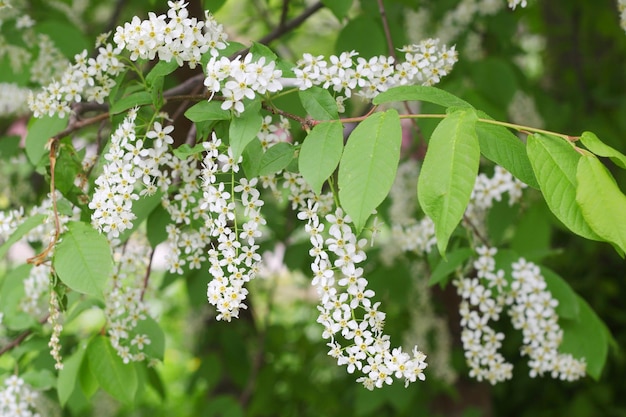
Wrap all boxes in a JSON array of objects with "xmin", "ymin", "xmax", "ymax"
[
  {"xmin": 242, "ymin": 139, "xmax": 264, "ymax": 178},
  {"xmin": 257, "ymin": 143, "xmax": 295, "ymax": 176},
  {"xmin": 541, "ymin": 267, "xmax": 580, "ymax": 320},
  {"xmin": 229, "ymin": 110, "xmax": 263, "ymax": 162},
  {"xmin": 526, "ymin": 134, "xmax": 601, "ymax": 241},
  {"xmin": 418, "ymin": 109, "xmax": 480, "ymax": 256},
  {"xmin": 172, "ymin": 143, "xmax": 205, "ymax": 160},
  {"xmin": 429, "ymin": 248, "xmax": 474, "ymax": 286},
  {"xmin": 299, "ymin": 121, "xmax": 344, "ymax": 195},
  {"xmin": 58, "ymin": 343, "xmax": 88, "ymax": 406},
  {"xmin": 131, "ymin": 316, "xmax": 166, "ymax": 361},
  {"xmin": 87, "ymin": 336, "xmax": 138, "ymax": 406},
  {"xmin": 145, "ymin": 60, "xmax": 179, "ymax": 85},
  {"xmin": 339, "ymin": 109, "xmax": 402, "ymax": 233},
  {"xmin": 249, "ymin": 42, "xmax": 278, "ymax": 62},
  {"xmin": 184, "ymin": 100, "xmax": 231, "ymax": 122},
  {"xmin": 26, "ymin": 115, "xmax": 68, "ymax": 166},
  {"xmin": 580, "ymin": 131, "xmax": 626, "ymax": 169},
  {"xmin": 298, "ymin": 87, "xmax": 339, "ymax": 121},
  {"xmin": 53, "ymin": 221, "xmax": 113, "ymax": 300},
  {"xmin": 475, "ymin": 113, "xmax": 539, "ymax": 188},
  {"xmin": 110, "ymin": 91, "xmax": 152, "ymax": 115},
  {"xmin": 0, "ymin": 214, "xmax": 46, "ymax": 259},
  {"xmin": 373, "ymin": 85, "xmax": 473, "ymax": 109},
  {"xmin": 321, "ymin": 0, "xmax": 352, "ymax": 20},
  {"xmin": 576, "ymin": 154, "xmax": 626, "ymax": 253},
  {"xmin": 560, "ymin": 296, "xmax": 609, "ymax": 380}
]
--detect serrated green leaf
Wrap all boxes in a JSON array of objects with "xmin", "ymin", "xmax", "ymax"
[
  {"xmin": 242, "ymin": 139, "xmax": 264, "ymax": 178},
  {"xmin": 321, "ymin": 0, "xmax": 352, "ymax": 20},
  {"xmin": 146, "ymin": 60, "xmax": 179, "ymax": 85},
  {"xmin": 53, "ymin": 221, "xmax": 113, "ymax": 300},
  {"xmin": 475, "ymin": 113, "xmax": 539, "ymax": 188},
  {"xmin": 185, "ymin": 100, "xmax": 231, "ymax": 122},
  {"xmin": 0, "ymin": 214, "xmax": 46, "ymax": 259},
  {"xmin": 418, "ymin": 109, "xmax": 480, "ymax": 256},
  {"xmin": 526, "ymin": 134, "xmax": 602, "ymax": 241},
  {"xmin": 560, "ymin": 296, "xmax": 609, "ymax": 380},
  {"xmin": 429, "ymin": 248, "xmax": 473, "ymax": 286},
  {"xmin": 339, "ymin": 109, "xmax": 401, "ymax": 233},
  {"xmin": 172, "ymin": 143, "xmax": 205, "ymax": 160},
  {"xmin": 373, "ymin": 85, "xmax": 473, "ymax": 109},
  {"xmin": 58, "ymin": 344, "xmax": 88, "ymax": 406},
  {"xmin": 249, "ymin": 42, "xmax": 278, "ymax": 62},
  {"xmin": 26, "ymin": 115, "xmax": 68, "ymax": 166},
  {"xmin": 576, "ymin": 154, "xmax": 626, "ymax": 253},
  {"xmin": 87, "ymin": 336, "xmax": 138, "ymax": 406},
  {"xmin": 131, "ymin": 316, "xmax": 165, "ymax": 361},
  {"xmin": 299, "ymin": 121, "xmax": 344, "ymax": 195},
  {"xmin": 258, "ymin": 143, "xmax": 294, "ymax": 176},
  {"xmin": 298, "ymin": 87, "xmax": 339, "ymax": 121},
  {"xmin": 229, "ymin": 110, "xmax": 263, "ymax": 162},
  {"xmin": 146, "ymin": 203, "xmax": 170, "ymax": 248},
  {"xmin": 110, "ymin": 91, "xmax": 152, "ymax": 115},
  {"xmin": 580, "ymin": 131, "xmax": 626, "ymax": 169},
  {"xmin": 541, "ymin": 267, "xmax": 580, "ymax": 320}
]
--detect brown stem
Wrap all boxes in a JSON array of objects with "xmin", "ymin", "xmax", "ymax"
[
  {"xmin": 377, "ymin": 0, "xmax": 397, "ymax": 61},
  {"xmin": 0, "ymin": 315, "xmax": 50, "ymax": 357}
]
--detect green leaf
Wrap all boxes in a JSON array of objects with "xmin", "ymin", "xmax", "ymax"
[
  {"xmin": 373, "ymin": 85, "xmax": 473, "ymax": 109},
  {"xmin": 576, "ymin": 154, "xmax": 626, "ymax": 253},
  {"xmin": 58, "ymin": 343, "xmax": 88, "ymax": 406},
  {"xmin": 298, "ymin": 87, "xmax": 339, "ymax": 121},
  {"xmin": 172, "ymin": 143, "xmax": 205, "ymax": 160},
  {"xmin": 475, "ymin": 113, "xmax": 539, "ymax": 188},
  {"xmin": 249, "ymin": 42, "xmax": 278, "ymax": 62},
  {"xmin": 526, "ymin": 134, "xmax": 602, "ymax": 241},
  {"xmin": 110, "ymin": 91, "xmax": 152, "ymax": 115},
  {"xmin": 429, "ymin": 248, "xmax": 474, "ymax": 286},
  {"xmin": 145, "ymin": 60, "xmax": 179, "ymax": 85},
  {"xmin": 335, "ymin": 15, "xmax": 386, "ymax": 58},
  {"xmin": 131, "ymin": 316, "xmax": 166, "ymax": 361},
  {"xmin": 469, "ymin": 58, "xmax": 517, "ymax": 107},
  {"xmin": 87, "ymin": 336, "xmax": 138, "ymax": 406},
  {"xmin": 257, "ymin": 143, "xmax": 295, "ymax": 176},
  {"xmin": 242, "ymin": 139, "xmax": 264, "ymax": 178},
  {"xmin": 0, "ymin": 214, "xmax": 46, "ymax": 259},
  {"xmin": 229, "ymin": 110, "xmax": 263, "ymax": 162},
  {"xmin": 541, "ymin": 267, "xmax": 580, "ymax": 320},
  {"xmin": 185, "ymin": 100, "xmax": 231, "ymax": 122},
  {"xmin": 146, "ymin": 203, "xmax": 170, "ymax": 248},
  {"xmin": 299, "ymin": 121, "xmax": 344, "ymax": 195},
  {"xmin": 26, "ymin": 115, "xmax": 68, "ymax": 166},
  {"xmin": 418, "ymin": 109, "xmax": 480, "ymax": 256},
  {"xmin": 35, "ymin": 21, "xmax": 89, "ymax": 58},
  {"xmin": 53, "ymin": 221, "xmax": 113, "ymax": 300},
  {"xmin": 321, "ymin": 0, "xmax": 353, "ymax": 20},
  {"xmin": 339, "ymin": 109, "xmax": 402, "ymax": 233},
  {"xmin": 580, "ymin": 131, "xmax": 626, "ymax": 169},
  {"xmin": 560, "ymin": 296, "xmax": 609, "ymax": 380}
]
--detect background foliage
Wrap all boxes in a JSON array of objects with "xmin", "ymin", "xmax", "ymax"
[{"xmin": 1, "ymin": 0, "xmax": 626, "ymax": 416}]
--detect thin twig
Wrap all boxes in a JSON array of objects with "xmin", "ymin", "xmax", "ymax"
[
  {"xmin": 102, "ymin": 0, "xmax": 127, "ymax": 36},
  {"xmin": 377, "ymin": 0, "xmax": 397, "ymax": 61},
  {"xmin": 279, "ymin": 0, "xmax": 291, "ymax": 28},
  {"xmin": 0, "ymin": 315, "xmax": 50, "ymax": 357},
  {"xmin": 140, "ymin": 248, "xmax": 155, "ymax": 301}
]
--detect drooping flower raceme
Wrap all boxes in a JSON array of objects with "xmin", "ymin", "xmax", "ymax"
[
  {"xmin": 454, "ymin": 246, "xmax": 586, "ymax": 384},
  {"xmin": 200, "ymin": 134, "xmax": 266, "ymax": 321},
  {"xmin": 0, "ymin": 375, "xmax": 41, "ymax": 417},
  {"xmin": 300, "ymin": 204, "xmax": 428, "ymax": 389}
]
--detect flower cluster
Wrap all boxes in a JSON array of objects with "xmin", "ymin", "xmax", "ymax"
[
  {"xmin": 89, "ymin": 111, "xmax": 175, "ymax": 243},
  {"xmin": 0, "ymin": 375, "xmax": 40, "ymax": 417},
  {"xmin": 200, "ymin": 134, "xmax": 266, "ymax": 321},
  {"xmin": 300, "ymin": 204, "xmax": 428, "ymax": 389},
  {"xmin": 113, "ymin": 0, "xmax": 227, "ymax": 67},
  {"xmin": 48, "ymin": 290, "xmax": 64, "ymax": 370},
  {"xmin": 19, "ymin": 264, "xmax": 51, "ymax": 317},
  {"xmin": 105, "ymin": 237, "xmax": 155, "ymax": 364},
  {"xmin": 204, "ymin": 53, "xmax": 283, "ymax": 114},
  {"xmin": 508, "ymin": 0, "xmax": 528, "ymax": 9},
  {"xmin": 0, "ymin": 83, "xmax": 31, "ymax": 116},
  {"xmin": 454, "ymin": 246, "xmax": 586, "ymax": 384},
  {"xmin": 293, "ymin": 38, "xmax": 457, "ymax": 101}
]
